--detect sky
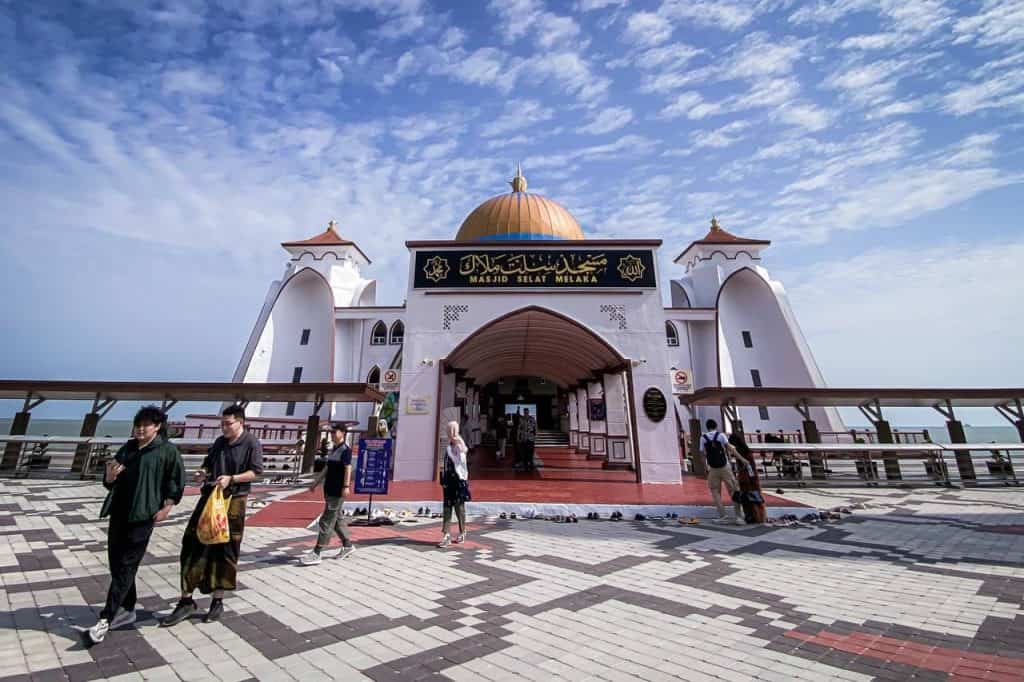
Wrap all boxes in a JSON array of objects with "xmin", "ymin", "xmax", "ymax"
[{"xmin": 1, "ymin": 0, "xmax": 1023, "ymax": 425}]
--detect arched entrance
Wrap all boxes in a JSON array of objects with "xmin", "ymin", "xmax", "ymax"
[{"xmin": 440, "ymin": 307, "xmax": 638, "ymax": 482}]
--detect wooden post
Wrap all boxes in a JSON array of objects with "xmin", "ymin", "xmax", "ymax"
[
  {"xmin": 1, "ymin": 412, "xmax": 32, "ymax": 470},
  {"xmin": 688, "ymin": 418, "xmax": 706, "ymax": 476},
  {"xmin": 945, "ymin": 420, "xmax": 976, "ymax": 482},
  {"xmin": 71, "ymin": 412, "xmax": 102, "ymax": 474},
  {"xmin": 301, "ymin": 414, "xmax": 320, "ymax": 473},
  {"xmin": 874, "ymin": 420, "xmax": 902, "ymax": 480},
  {"xmin": 803, "ymin": 419, "xmax": 826, "ymax": 479}
]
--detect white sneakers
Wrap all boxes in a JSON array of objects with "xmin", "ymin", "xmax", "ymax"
[
  {"xmin": 85, "ymin": 618, "xmax": 109, "ymax": 645},
  {"xmin": 438, "ymin": 534, "xmax": 451, "ymax": 548},
  {"xmin": 300, "ymin": 546, "xmax": 355, "ymax": 565}
]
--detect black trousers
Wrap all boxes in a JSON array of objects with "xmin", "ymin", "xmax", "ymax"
[{"xmin": 101, "ymin": 519, "xmax": 155, "ymax": 620}]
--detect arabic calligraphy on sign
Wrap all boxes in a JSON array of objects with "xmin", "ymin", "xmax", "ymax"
[
  {"xmin": 617, "ymin": 255, "xmax": 646, "ymax": 282},
  {"xmin": 457, "ymin": 252, "xmax": 609, "ymax": 285},
  {"xmin": 423, "ymin": 256, "xmax": 450, "ymax": 283}
]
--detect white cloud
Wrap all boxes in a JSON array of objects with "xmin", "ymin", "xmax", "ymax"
[
  {"xmin": 953, "ymin": 0, "xmax": 1024, "ymax": 47},
  {"xmin": 624, "ymin": 12, "xmax": 673, "ymax": 47},
  {"xmin": 659, "ymin": 91, "xmax": 722, "ymax": 120},
  {"xmin": 782, "ymin": 239, "xmax": 1024, "ymax": 389},
  {"xmin": 578, "ymin": 0, "xmax": 627, "ymax": 10},
  {"xmin": 480, "ymin": 100, "xmax": 554, "ymax": 138},
  {"xmin": 692, "ymin": 121, "xmax": 749, "ymax": 148},
  {"xmin": 578, "ymin": 106, "xmax": 634, "ymax": 134},
  {"xmin": 790, "ymin": 0, "xmax": 953, "ymax": 37},
  {"xmin": 524, "ymin": 51, "xmax": 611, "ymax": 103},
  {"xmin": 838, "ymin": 32, "xmax": 903, "ymax": 50},
  {"xmin": 439, "ymin": 27, "xmax": 465, "ymax": 50},
  {"xmin": 162, "ymin": 68, "xmax": 223, "ymax": 96},
  {"xmin": 446, "ymin": 47, "xmax": 509, "ymax": 89},
  {"xmin": 723, "ymin": 33, "xmax": 806, "ymax": 79},
  {"xmin": 659, "ymin": 0, "xmax": 757, "ymax": 31},
  {"xmin": 776, "ymin": 102, "xmax": 832, "ymax": 131},
  {"xmin": 633, "ymin": 43, "xmax": 702, "ymax": 70},
  {"xmin": 826, "ymin": 59, "xmax": 908, "ymax": 106},
  {"xmin": 943, "ymin": 69, "xmax": 1024, "ymax": 115}
]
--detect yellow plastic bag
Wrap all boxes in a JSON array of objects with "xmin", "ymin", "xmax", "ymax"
[{"xmin": 197, "ymin": 486, "xmax": 231, "ymax": 545}]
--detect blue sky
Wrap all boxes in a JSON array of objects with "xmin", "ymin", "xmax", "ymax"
[{"xmin": 1, "ymin": 0, "xmax": 1023, "ymax": 424}]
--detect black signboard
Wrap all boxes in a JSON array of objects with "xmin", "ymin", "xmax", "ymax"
[
  {"xmin": 642, "ymin": 387, "xmax": 667, "ymax": 423},
  {"xmin": 413, "ymin": 249, "xmax": 656, "ymax": 289}
]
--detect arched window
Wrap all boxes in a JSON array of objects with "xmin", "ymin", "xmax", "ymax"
[
  {"xmin": 389, "ymin": 320, "xmax": 404, "ymax": 345},
  {"xmin": 367, "ymin": 366, "xmax": 381, "ymax": 388},
  {"xmin": 370, "ymin": 321, "xmax": 387, "ymax": 345},
  {"xmin": 665, "ymin": 321, "xmax": 679, "ymax": 347}
]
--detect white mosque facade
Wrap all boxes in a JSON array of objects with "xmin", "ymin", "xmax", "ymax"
[{"xmin": 232, "ymin": 169, "xmax": 844, "ymax": 484}]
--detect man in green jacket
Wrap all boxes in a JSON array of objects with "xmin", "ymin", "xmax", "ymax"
[{"xmin": 85, "ymin": 405, "xmax": 185, "ymax": 646}]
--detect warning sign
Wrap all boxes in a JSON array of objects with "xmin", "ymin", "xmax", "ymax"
[
  {"xmin": 670, "ymin": 369, "xmax": 694, "ymax": 395},
  {"xmin": 380, "ymin": 369, "xmax": 401, "ymax": 392}
]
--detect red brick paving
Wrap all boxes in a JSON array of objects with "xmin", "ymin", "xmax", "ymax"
[{"xmin": 785, "ymin": 629, "xmax": 1024, "ymax": 678}]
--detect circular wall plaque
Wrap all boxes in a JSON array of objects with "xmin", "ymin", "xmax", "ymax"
[{"xmin": 642, "ymin": 387, "xmax": 667, "ymax": 423}]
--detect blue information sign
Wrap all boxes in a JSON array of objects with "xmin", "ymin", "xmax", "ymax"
[{"xmin": 355, "ymin": 438, "xmax": 392, "ymax": 495}]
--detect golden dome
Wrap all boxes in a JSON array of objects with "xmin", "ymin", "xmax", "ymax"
[{"xmin": 455, "ymin": 166, "xmax": 584, "ymax": 241}]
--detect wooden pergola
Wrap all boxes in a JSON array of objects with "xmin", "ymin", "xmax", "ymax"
[
  {"xmin": 677, "ymin": 386, "xmax": 1024, "ymax": 479},
  {"xmin": 0, "ymin": 380, "xmax": 384, "ymax": 473}
]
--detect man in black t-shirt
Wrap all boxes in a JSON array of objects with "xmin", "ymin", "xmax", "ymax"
[{"xmin": 300, "ymin": 423, "xmax": 356, "ymax": 565}]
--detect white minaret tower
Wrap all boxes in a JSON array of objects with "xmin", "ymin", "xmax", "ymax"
[
  {"xmin": 233, "ymin": 221, "xmax": 373, "ymax": 418},
  {"xmin": 671, "ymin": 218, "xmax": 844, "ymax": 433}
]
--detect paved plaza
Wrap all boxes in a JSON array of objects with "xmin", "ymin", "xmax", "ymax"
[{"xmin": 1, "ymin": 481, "xmax": 1023, "ymax": 681}]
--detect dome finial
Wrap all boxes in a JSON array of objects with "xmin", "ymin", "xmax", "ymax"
[
  {"xmin": 509, "ymin": 163, "xmax": 528, "ymax": 193},
  {"xmin": 710, "ymin": 216, "xmax": 721, "ymax": 232},
  {"xmin": 328, "ymin": 219, "xmax": 338, "ymax": 231}
]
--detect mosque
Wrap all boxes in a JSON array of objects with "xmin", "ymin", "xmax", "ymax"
[{"xmin": 232, "ymin": 168, "xmax": 843, "ymax": 484}]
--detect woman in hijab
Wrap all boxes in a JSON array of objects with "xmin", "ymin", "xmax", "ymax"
[
  {"xmin": 438, "ymin": 420, "xmax": 471, "ymax": 548},
  {"xmin": 728, "ymin": 432, "xmax": 766, "ymax": 524}
]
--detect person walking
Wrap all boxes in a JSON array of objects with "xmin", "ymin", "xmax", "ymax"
[
  {"xmin": 518, "ymin": 408, "xmax": 537, "ymax": 472},
  {"xmin": 700, "ymin": 419, "xmax": 745, "ymax": 525},
  {"xmin": 299, "ymin": 423, "xmax": 356, "ymax": 565},
  {"xmin": 438, "ymin": 420, "xmax": 471, "ymax": 548},
  {"xmin": 85, "ymin": 406, "xmax": 185, "ymax": 645},
  {"xmin": 495, "ymin": 414, "xmax": 508, "ymax": 462},
  {"xmin": 729, "ymin": 432, "xmax": 766, "ymax": 524},
  {"xmin": 161, "ymin": 405, "xmax": 263, "ymax": 626}
]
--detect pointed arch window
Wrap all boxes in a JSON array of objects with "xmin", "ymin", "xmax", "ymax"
[
  {"xmin": 665, "ymin": 321, "xmax": 679, "ymax": 347},
  {"xmin": 370, "ymin": 321, "xmax": 387, "ymax": 345},
  {"xmin": 367, "ymin": 366, "xmax": 381, "ymax": 389},
  {"xmin": 389, "ymin": 320, "xmax": 404, "ymax": 345}
]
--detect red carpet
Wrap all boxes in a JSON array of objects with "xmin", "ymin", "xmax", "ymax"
[{"xmin": 245, "ymin": 477, "xmax": 799, "ymax": 528}]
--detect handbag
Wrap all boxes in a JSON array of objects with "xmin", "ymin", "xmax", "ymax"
[
  {"xmin": 197, "ymin": 486, "xmax": 232, "ymax": 545},
  {"xmin": 743, "ymin": 490, "xmax": 765, "ymax": 505}
]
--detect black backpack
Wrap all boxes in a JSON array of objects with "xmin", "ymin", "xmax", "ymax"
[{"xmin": 702, "ymin": 432, "xmax": 728, "ymax": 468}]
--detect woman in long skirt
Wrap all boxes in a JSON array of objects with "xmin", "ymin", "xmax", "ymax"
[
  {"xmin": 729, "ymin": 432, "xmax": 766, "ymax": 524},
  {"xmin": 438, "ymin": 420, "xmax": 471, "ymax": 548}
]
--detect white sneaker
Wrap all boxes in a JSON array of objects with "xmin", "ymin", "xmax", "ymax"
[
  {"xmin": 437, "ymin": 534, "xmax": 451, "ymax": 548},
  {"xmin": 336, "ymin": 546, "xmax": 356, "ymax": 560},
  {"xmin": 320, "ymin": 547, "xmax": 341, "ymax": 558},
  {"xmin": 86, "ymin": 618, "xmax": 109, "ymax": 644},
  {"xmin": 733, "ymin": 517, "xmax": 747, "ymax": 526},
  {"xmin": 453, "ymin": 534, "xmax": 466, "ymax": 544},
  {"xmin": 711, "ymin": 516, "xmax": 730, "ymax": 524},
  {"xmin": 299, "ymin": 550, "xmax": 322, "ymax": 566},
  {"xmin": 109, "ymin": 609, "xmax": 136, "ymax": 629}
]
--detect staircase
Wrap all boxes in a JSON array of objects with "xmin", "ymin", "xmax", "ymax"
[
  {"xmin": 471, "ymin": 442, "xmax": 636, "ymax": 483},
  {"xmin": 535, "ymin": 430, "xmax": 569, "ymax": 447}
]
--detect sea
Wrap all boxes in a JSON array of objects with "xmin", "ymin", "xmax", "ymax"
[{"xmin": 1, "ymin": 418, "xmax": 1018, "ymax": 443}]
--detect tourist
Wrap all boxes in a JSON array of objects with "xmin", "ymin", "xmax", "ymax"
[
  {"xmin": 85, "ymin": 406, "xmax": 185, "ymax": 645},
  {"xmin": 299, "ymin": 423, "xmax": 356, "ymax": 565},
  {"xmin": 511, "ymin": 409, "xmax": 522, "ymax": 467},
  {"xmin": 438, "ymin": 420, "xmax": 471, "ymax": 548},
  {"xmin": 161, "ymin": 405, "xmax": 263, "ymax": 626},
  {"xmin": 729, "ymin": 432, "xmax": 766, "ymax": 524},
  {"xmin": 518, "ymin": 408, "xmax": 537, "ymax": 472},
  {"xmin": 495, "ymin": 414, "xmax": 508, "ymax": 461},
  {"xmin": 700, "ymin": 419, "xmax": 745, "ymax": 525}
]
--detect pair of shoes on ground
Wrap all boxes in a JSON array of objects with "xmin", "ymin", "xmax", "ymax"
[
  {"xmin": 159, "ymin": 597, "xmax": 224, "ymax": 628},
  {"xmin": 586, "ymin": 512, "xmax": 600, "ymax": 520},
  {"xmin": 609, "ymin": 511, "xmax": 623, "ymax": 521},
  {"xmin": 678, "ymin": 517, "xmax": 700, "ymax": 525},
  {"xmin": 437, "ymin": 533, "xmax": 465, "ymax": 548},
  {"xmin": 299, "ymin": 545, "xmax": 356, "ymax": 565}
]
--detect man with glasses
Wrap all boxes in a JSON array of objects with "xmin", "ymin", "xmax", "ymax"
[{"xmin": 161, "ymin": 405, "xmax": 263, "ymax": 626}]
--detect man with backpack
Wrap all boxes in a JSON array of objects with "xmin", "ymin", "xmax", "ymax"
[{"xmin": 700, "ymin": 419, "xmax": 745, "ymax": 525}]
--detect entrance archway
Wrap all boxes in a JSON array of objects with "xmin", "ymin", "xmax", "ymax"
[{"xmin": 442, "ymin": 307, "xmax": 637, "ymax": 482}]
